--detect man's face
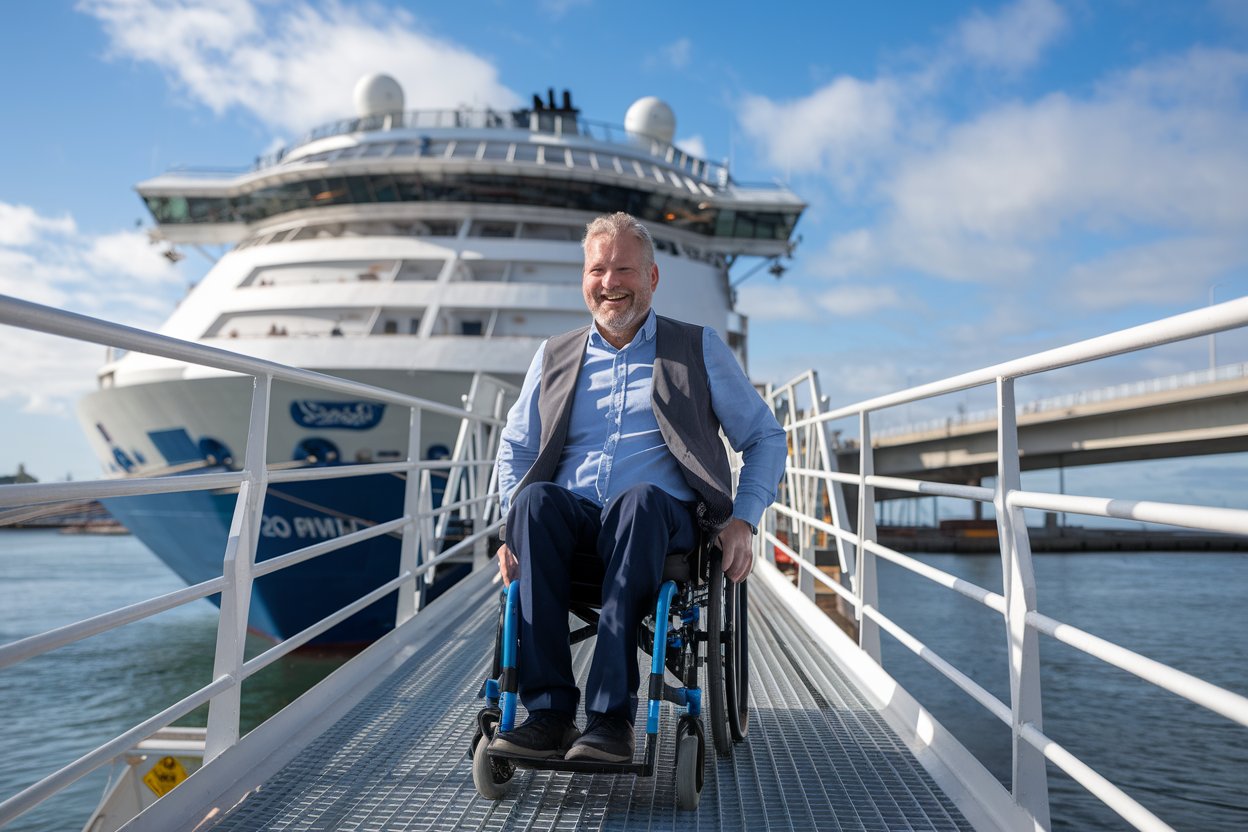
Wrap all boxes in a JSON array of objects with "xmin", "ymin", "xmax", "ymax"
[{"xmin": 581, "ymin": 232, "xmax": 659, "ymax": 347}]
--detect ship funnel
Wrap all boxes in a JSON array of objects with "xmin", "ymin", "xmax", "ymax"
[
  {"xmin": 354, "ymin": 74, "xmax": 405, "ymax": 118},
  {"xmin": 624, "ymin": 97, "xmax": 676, "ymax": 144}
]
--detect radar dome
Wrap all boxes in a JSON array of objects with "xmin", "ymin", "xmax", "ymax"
[
  {"xmin": 624, "ymin": 97, "xmax": 676, "ymax": 144},
  {"xmin": 354, "ymin": 74, "xmax": 405, "ymax": 118}
]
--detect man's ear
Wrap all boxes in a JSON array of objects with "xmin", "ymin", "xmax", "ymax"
[{"xmin": 650, "ymin": 262, "xmax": 659, "ymax": 291}]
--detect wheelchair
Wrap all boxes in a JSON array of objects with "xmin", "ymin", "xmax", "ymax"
[{"xmin": 469, "ymin": 535, "xmax": 750, "ymax": 809}]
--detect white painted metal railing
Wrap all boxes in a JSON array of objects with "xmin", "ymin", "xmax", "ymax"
[
  {"xmin": 0, "ymin": 294, "xmax": 511, "ymax": 828},
  {"xmin": 763, "ymin": 296, "xmax": 1248, "ymax": 832}
]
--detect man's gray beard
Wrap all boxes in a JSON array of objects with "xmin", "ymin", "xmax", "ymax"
[{"xmin": 594, "ymin": 305, "xmax": 645, "ymax": 336}]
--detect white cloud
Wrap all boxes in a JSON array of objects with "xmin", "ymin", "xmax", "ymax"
[
  {"xmin": 87, "ymin": 230, "xmax": 185, "ymax": 286},
  {"xmin": 817, "ymin": 285, "xmax": 903, "ymax": 317},
  {"xmin": 676, "ymin": 134, "xmax": 707, "ymax": 160},
  {"xmin": 78, "ymin": 0, "xmax": 521, "ymax": 135},
  {"xmin": 0, "ymin": 201, "xmax": 187, "ymax": 411},
  {"xmin": 0, "ymin": 203, "xmax": 77, "ymax": 246},
  {"xmin": 738, "ymin": 75, "xmax": 900, "ymax": 186},
  {"xmin": 738, "ymin": 3, "xmax": 1248, "ymax": 300},
  {"xmin": 1064, "ymin": 237, "xmax": 1247, "ymax": 309},
  {"xmin": 736, "ymin": 284, "xmax": 822, "ymax": 323},
  {"xmin": 955, "ymin": 0, "xmax": 1068, "ymax": 73},
  {"xmin": 651, "ymin": 37, "xmax": 692, "ymax": 70}
]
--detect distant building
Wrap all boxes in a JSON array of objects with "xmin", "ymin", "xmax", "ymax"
[{"xmin": 0, "ymin": 463, "xmax": 36, "ymax": 485}]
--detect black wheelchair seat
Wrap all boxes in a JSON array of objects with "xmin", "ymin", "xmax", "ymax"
[{"xmin": 568, "ymin": 543, "xmax": 705, "ymax": 609}]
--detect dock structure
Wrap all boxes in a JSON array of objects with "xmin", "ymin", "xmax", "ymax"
[{"xmin": 124, "ymin": 565, "xmax": 977, "ymax": 832}]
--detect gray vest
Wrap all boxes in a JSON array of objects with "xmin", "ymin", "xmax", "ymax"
[{"xmin": 513, "ymin": 316, "xmax": 734, "ymax": 532}]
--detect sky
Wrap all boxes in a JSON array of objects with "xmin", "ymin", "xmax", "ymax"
[{"xmin": 1, "ymin": 0, "xmax": 1247, "ymax": 511}]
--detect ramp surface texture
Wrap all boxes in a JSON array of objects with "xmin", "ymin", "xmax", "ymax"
[{"xmin": 199, "ymin": 577, "xmax": 972, "ymax": 831}]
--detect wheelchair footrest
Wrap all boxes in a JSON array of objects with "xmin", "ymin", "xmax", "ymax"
[
  {"xmin": 489, "ymin": 732, "xmax": 660, "ymax": 777},
  {"xmin": 488, "ymin": 752, "xmax": 655, "ymax": 777}
]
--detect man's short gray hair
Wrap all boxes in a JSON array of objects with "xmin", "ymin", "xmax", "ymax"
[{"xmin": 582, "ymin": 212, "xmax": 655, "ymax": 271}]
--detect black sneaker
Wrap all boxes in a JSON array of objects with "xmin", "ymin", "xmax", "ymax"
[
  {"xmin": 489, "ymin": 710, "xmax": 580, "ymax": 760},
  {"xmin": 564, "ymin": 713, "xmax": 635, "ymax": 763}
]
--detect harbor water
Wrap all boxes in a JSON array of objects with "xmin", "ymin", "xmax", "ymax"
[{"xmin": 1, "ymin": 530, "xmax": 1245, "ymax": 831}]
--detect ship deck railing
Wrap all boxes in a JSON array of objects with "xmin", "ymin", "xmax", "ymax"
[
  {"xmin": 253, "ymin": 107, "xmax": 733, "ymax": 186},
  {"xmin": 1, "ymin": 293, "xmax": 1247, "ymax": 830}
]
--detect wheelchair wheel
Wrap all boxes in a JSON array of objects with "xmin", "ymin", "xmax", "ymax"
[
  {"xmin": 706, "ymin": 550, "xmax": 735, "ymax": 757},
  {"xmin": 674, "ymin": 715, "xmax": 704, "ymax": 810},
  {"xmin": 472, "ymin": 733, "xmax": 514, "ymax": 800},
  {"xmin": 727, "ymin": 579, "xmax": 750, "ymax": 742}
]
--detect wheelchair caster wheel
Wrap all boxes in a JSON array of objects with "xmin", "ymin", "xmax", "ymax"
[
  {"xmin": 472, "ymin": 733, "xmax": 514, "ymax": 799},
  {"xmin": 674, "ymin": 717, "xmax": 704, "ymax": 810}
]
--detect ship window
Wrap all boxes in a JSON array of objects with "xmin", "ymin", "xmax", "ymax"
[
  {"xmin": 571, "ymin": 150, "xmax": 593, "ymax": 169},
  {"xmin": 513, "ymin": 143, "xmax": 539, "ymax": 162},
  {"xmin": 469, "ymin": 221, "xmax": 517, "ymax": 238},
  {"xmin": 382, "ymin": 320, "xmax": 398, "ymax": 334},
  {"xmin": 410, "ymin": 317, "xmax": 421, "ymax": 334},
  {"xmin": 519, "ymin": 223, "xmax": 577, "ymax": 241},
  {"xmin": 421, "ymin": 140, "xmax": 451, "ymax": 158},
  {"xmin": 460, "ymin": 320, "xmax": 484, "ymax": 336},
  {"xmin": 362, "ymin": 143, "xmax": 393, "ymax": 158},
  {"xmin": 451, "ymin": 141, "xmax": 480, "ymax": 159},
  {"xmin": 459, "ymin": 261, "xmax": 508, "ymax": 281},
  {"xmin": 482, "ymin": 142, "xmax": 509, "ymax": 160}
]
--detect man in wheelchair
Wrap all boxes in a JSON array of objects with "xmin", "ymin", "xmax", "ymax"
[{"xmin": 490, "ymin": 211, "xmax": 786, "ymax": 765}]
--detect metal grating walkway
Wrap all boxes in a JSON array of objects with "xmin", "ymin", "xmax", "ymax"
[{"xmin": 199, "ymin": 575, "xmax": 972, "ymax": 832}]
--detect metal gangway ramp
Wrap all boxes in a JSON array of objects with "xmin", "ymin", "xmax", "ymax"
[
  {"xmin": 124, "ymin": 563, "xmax": 972, "ymax": 832},
  {"xmin": 4, "ymin": 294, "xmax": 1248, "ymax": 832}
]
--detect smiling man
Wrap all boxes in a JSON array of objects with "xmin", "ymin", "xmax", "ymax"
[{"xmin": 490, "ymin": 211, "xmax": 786, "ymax": 764}]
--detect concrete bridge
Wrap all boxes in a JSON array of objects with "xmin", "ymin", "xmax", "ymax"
[{"xmin": 833, "ymin": 363, "xmax": 1248, "ymax": 491}]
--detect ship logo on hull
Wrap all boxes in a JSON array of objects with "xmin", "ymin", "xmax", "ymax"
[{"xmin": 290, "ymin": 400, "xmax": 386, "ymax": 430}]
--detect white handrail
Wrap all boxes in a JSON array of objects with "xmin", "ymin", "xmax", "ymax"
[
  {"xmin": 0, "ymin": 294, "xmax": 509, "ymax": 828},
  {"xmin": 764, "ymin": 297, "xmax": 1248, "ymax": 831}
]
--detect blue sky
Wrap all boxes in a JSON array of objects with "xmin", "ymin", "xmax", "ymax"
[{"xmin": 2, "ymin": 0, "xmax": 1248, "ymax": 509}]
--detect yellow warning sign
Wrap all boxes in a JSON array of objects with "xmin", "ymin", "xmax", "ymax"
[{"xmin": 142, "ymin": 755, "xmax": 188, "ymax": 797}]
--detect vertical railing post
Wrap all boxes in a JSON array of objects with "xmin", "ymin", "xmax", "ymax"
[
  {"xmin": 414, "ymin": 468, "xmax": 436, "ymax": 613},
  {"xmin": 808, "ymin": 372, "xmax": 855, "ymax": 579},
  {"xmin": 205, "ymin": 374, "xmax": 271, "ymax": 763},
  {"xmin": 856, "ymin": 410, "xmax": 881, "ymax": 661},
  {"xmin": 995, "ymin": 377, "xmax": 1051, "ymax": 828},
  {"xmin": 396, "ymin": 406, "xmax": 423, "ymax": 626},
  {"xmin": 797, "ymin": 413, "xmax": 817, "ymax": 600}
]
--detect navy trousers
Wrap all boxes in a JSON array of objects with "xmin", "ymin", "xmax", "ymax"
[{"xmin": 506, "ymin": 481, "xmax": 698, "ymax": 724}]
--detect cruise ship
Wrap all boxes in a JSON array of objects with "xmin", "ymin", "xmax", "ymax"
[{"xmin": 75, "ymin": 74, "xmax": 805, "ymax": 644}]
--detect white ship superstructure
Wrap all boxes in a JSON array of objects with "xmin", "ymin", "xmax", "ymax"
[{"xmin": 75, "ymin": 76, "xmax": 805, "ymax": 643}]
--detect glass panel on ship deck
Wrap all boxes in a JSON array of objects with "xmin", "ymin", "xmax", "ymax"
[{"xmin": 151, "ymin": 174, "xmax": 798, "ymax": 246}]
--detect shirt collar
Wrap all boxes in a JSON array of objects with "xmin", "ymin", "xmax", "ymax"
[{"xmin": 588, "ymin": 309, "xmax": 657, "ymax": 351}]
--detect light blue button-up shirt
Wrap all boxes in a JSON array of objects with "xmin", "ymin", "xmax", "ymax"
[{"xmin": 496, "ymin": 310, "xmax": 786, "ymax": 528}]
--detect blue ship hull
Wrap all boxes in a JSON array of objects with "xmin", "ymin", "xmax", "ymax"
[{"xmin": 104, "ymin": 472, "xmax": 469, "ymax": 645}]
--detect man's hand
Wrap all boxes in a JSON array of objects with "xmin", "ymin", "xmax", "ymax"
[
  {"xmin": 496, "ymin": 543, "xmax": 519, "ymax": 585},
  {"xmin": 716, "ymin": 518, "xmax": 755, "ymax": 583}
]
